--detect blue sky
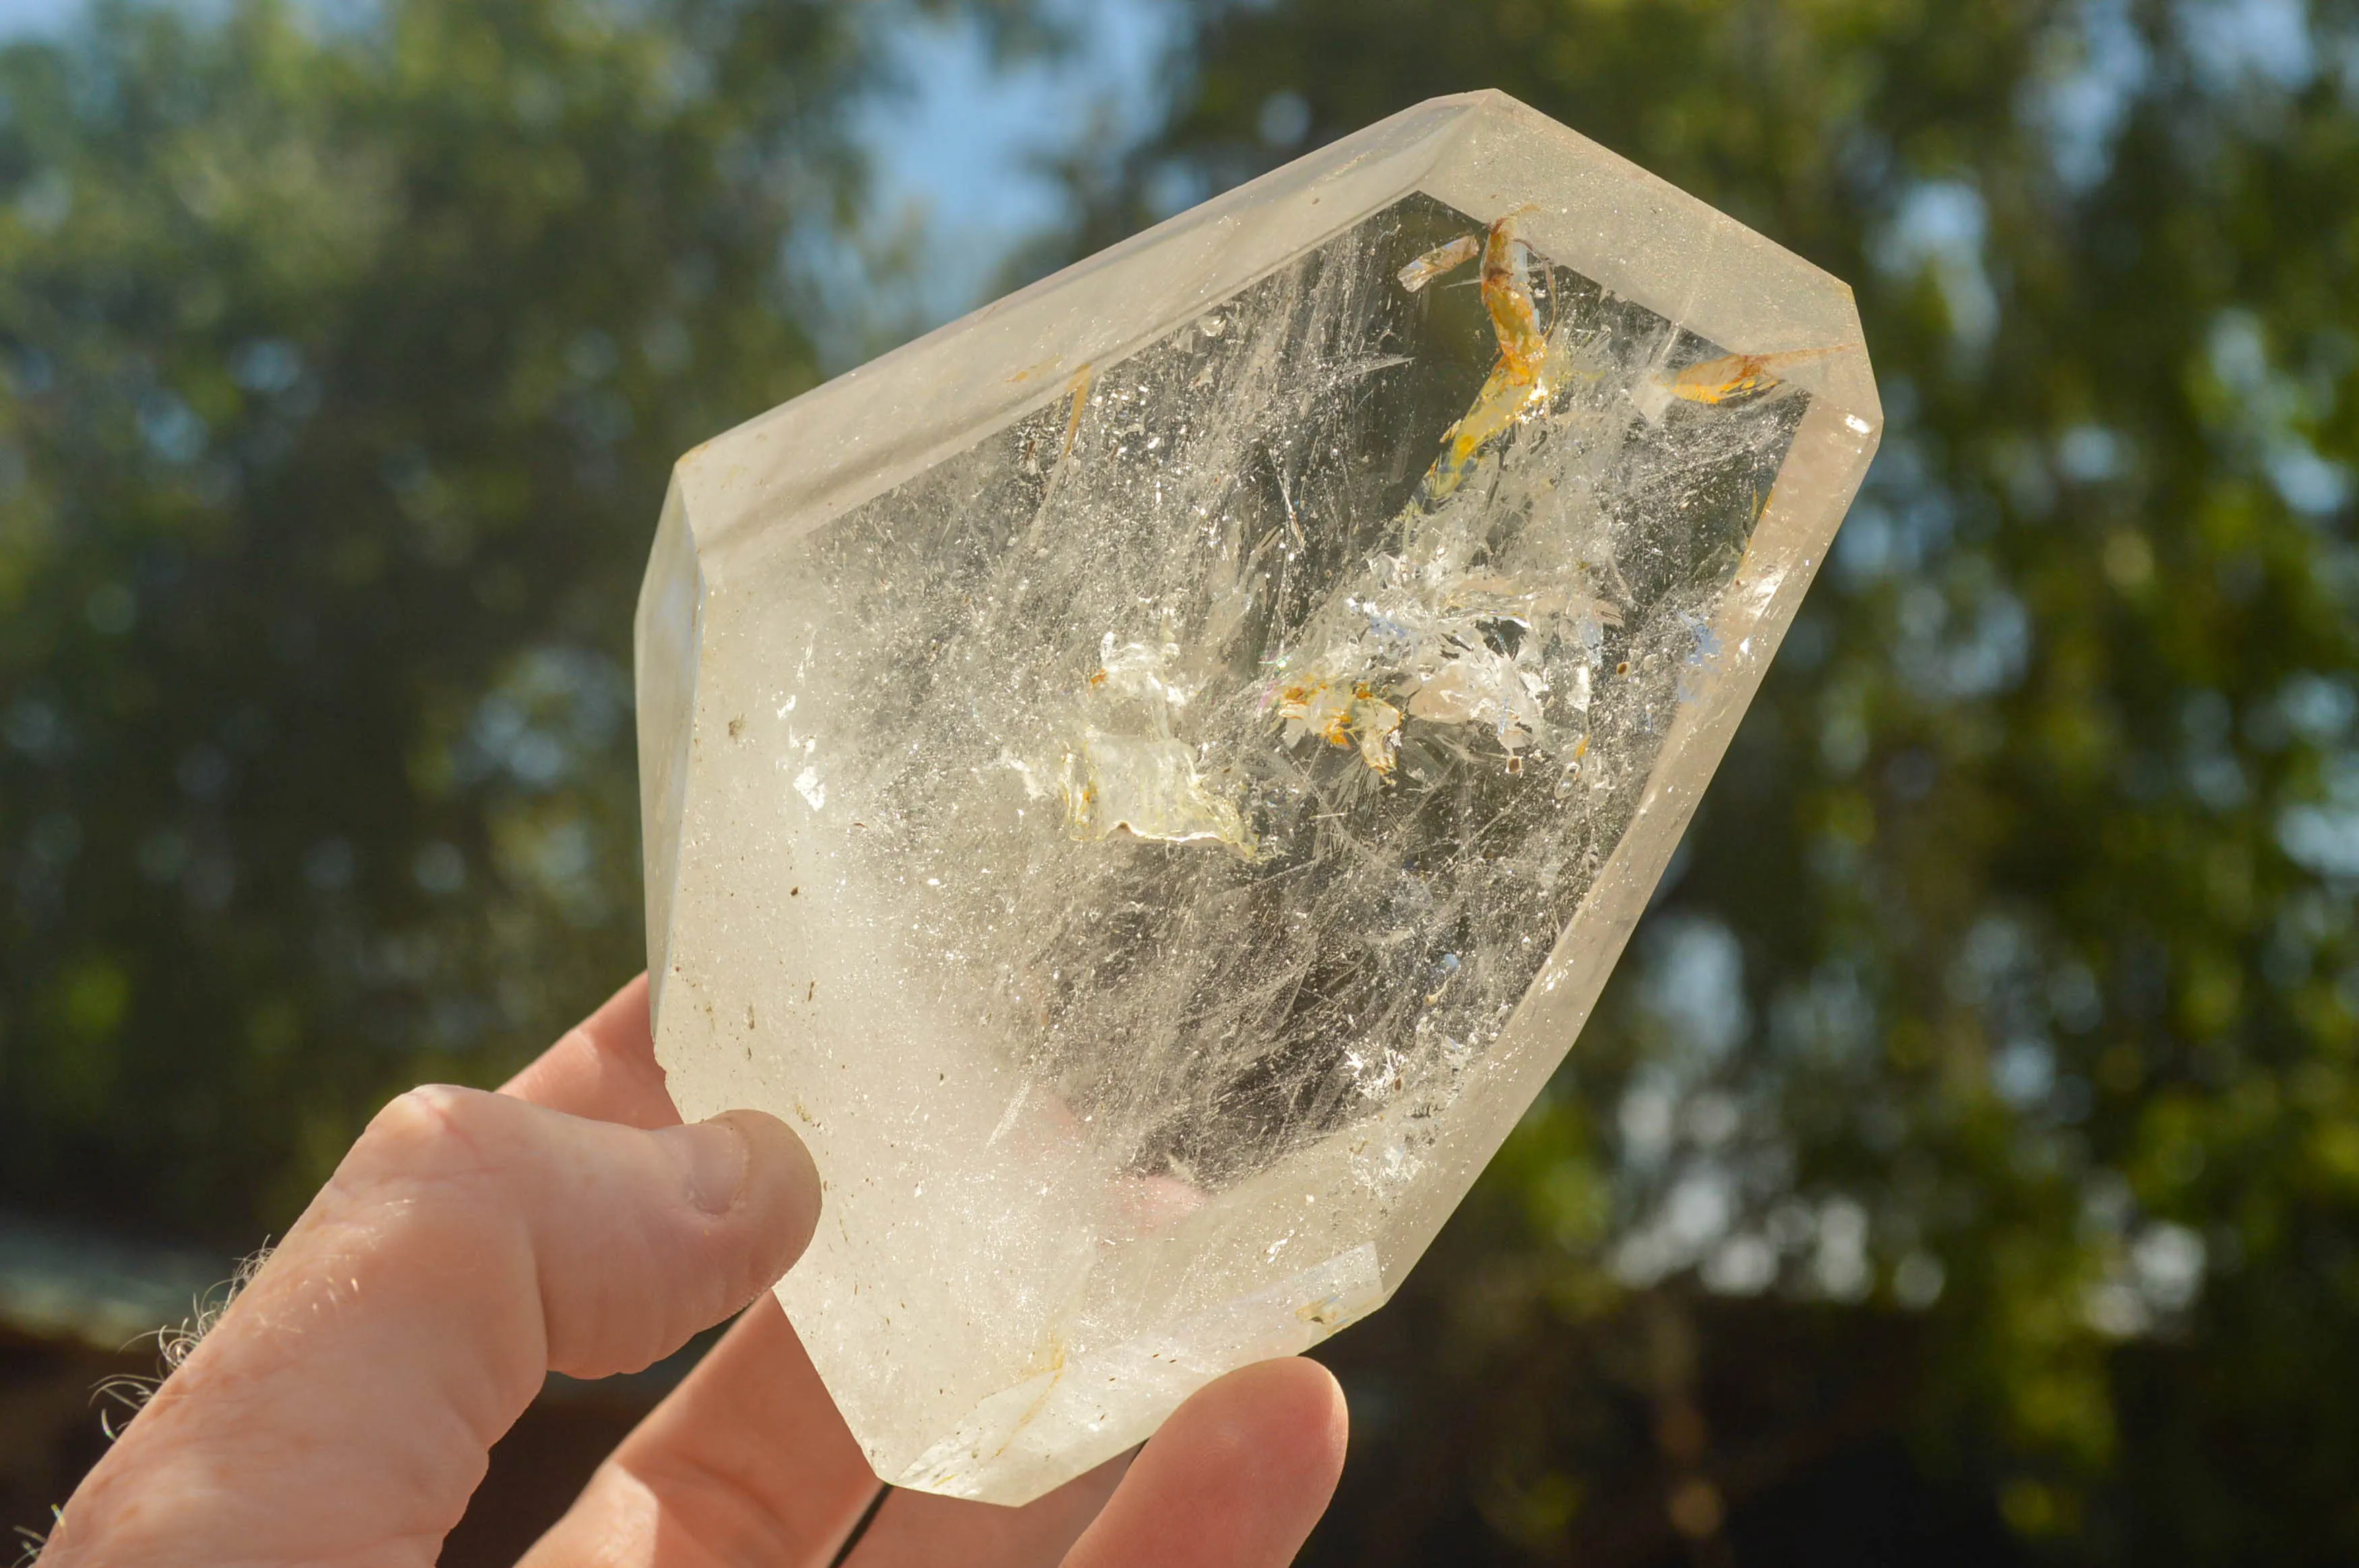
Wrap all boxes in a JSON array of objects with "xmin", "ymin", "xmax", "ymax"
[
  {"xmin": 855, "ymin": 0, "xmax": 1175, "ymax": 319},
  {"xmin": 0, "ymin": 0, "xmax": 69, "ymax": 28},
  {"xmin": 863, "ymin": 2, "xmax": 1171, "ymax": 245}
]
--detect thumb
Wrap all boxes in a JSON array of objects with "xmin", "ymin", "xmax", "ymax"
[{"xmin": 42, "ymin": 1086, "xmax": 819, "ymax": 1568}]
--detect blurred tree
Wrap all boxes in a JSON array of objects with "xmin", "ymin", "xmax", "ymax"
[
  {"xmin": 0, "ymin": 0, "xmax": 1045, "ymax": 1247},
  {"xmin": 1027, "ymin": 0, "xmax": 2359, "ymax": 1559}
]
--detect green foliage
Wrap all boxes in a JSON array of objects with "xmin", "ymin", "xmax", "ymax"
[
  {"xmin": 0, "ymin": 0, "xmax": 901, "ymax": 1243},
  {"xmin": 1074, "ymin": 0, "xmax": 2359, "ymax": 1557}
]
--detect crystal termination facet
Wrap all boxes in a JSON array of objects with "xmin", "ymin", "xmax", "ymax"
[{"xmin": 636, "ymin": 90, "xmax": 1880, "ymax": 1505}]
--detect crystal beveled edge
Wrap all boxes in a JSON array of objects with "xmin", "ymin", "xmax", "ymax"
[
  {"xmin": 1432, "ymin": 92, "xmax": 1878, "ymax": 416},
  {"xmin": 670, "ymin": 97, "xmax": 1475, "ymax": 584},
  {"xmin": 672, "ymin": 90, "xmax": 1879, "ymax": 592},
  {"xmin": 635, "ymin": 478, "xmax": 704, "ymax": 1027}
]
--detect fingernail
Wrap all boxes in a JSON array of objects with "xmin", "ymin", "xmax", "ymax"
[{"xmin": 669, "ymin": 1118, "xmax": 749, "ymax": 1214}]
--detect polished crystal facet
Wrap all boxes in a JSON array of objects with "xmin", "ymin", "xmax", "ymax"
[{"xmin": 636, "ymin": 90, "xmax": 1880, "ymax": 1505}]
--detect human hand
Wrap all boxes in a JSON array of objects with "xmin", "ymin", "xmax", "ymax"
[{"xmin": 38, "ymin": 975, "xmax": 1349, "ymax": 1567}]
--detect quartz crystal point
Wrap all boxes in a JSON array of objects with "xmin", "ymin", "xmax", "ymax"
[{"xmin": 636, "ymin": 90, "xmax": 1880, "ymax": 1505}]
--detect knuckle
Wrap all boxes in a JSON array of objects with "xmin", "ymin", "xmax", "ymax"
[{"xmin": 348, "ymin": 1084, "xmax": 502, "ymax": 1185}]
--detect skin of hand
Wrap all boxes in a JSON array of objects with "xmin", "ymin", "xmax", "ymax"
[{"xmin": 36, "ymin": 974, "xmax": 1350, "ymax": 1568}]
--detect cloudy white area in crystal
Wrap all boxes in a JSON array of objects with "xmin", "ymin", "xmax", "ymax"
[{"xmin": 638, "ymin": 91, "xmax": 1880, "ymax": 1505}]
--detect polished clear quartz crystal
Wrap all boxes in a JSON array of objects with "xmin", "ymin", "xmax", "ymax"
[{"xmin": 637, "ymin": 90, "xmax": 1880, "ymax": 1505}]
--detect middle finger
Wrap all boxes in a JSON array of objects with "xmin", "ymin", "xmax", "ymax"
[{"xmin": 520, "ymin": 1297, "xmax": 880, "ymax": 1568}]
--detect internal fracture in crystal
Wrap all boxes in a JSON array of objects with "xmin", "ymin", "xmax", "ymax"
[{"xmin": 636, "ymin": 90, "xmax": 1881, "ymax": 1505}]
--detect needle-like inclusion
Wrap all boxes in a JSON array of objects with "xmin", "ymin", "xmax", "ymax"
[{"xmin": 637, "ymin": 90, "xmax": 1880, "ymax": 1506}]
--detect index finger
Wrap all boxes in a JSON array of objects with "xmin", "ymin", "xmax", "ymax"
[{"xmin": 503, "ymin": 972, "xmax": 680, "ymax": 1128}]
